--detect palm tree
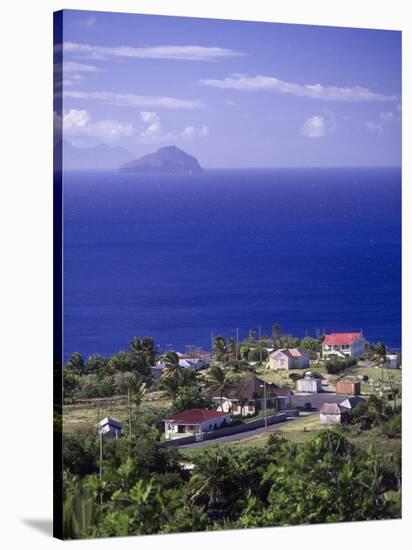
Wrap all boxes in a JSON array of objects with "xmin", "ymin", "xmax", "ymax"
[
  {"xmin": 206, "ymin": 365, "xmax": 232, "ymax": 410},
  {"xmin": 128, "ymin": 373, "xmax": 147, "ymax": 415},
  {"xmin": 66, "ymin": 352, "xmax": 85, "ymax": 374},
  {"xmin": 370, "ymin": 342, "xmax": 387, "ymax": 390},
  {"xmin": 189, "ymin": 449, "xmax": 239, "ymax": 516},
  {"xmin": 161, "ymin": 351, "xmax": 181, "ymax": 381},
  {"xmin": 129, "ymin": 337, "xmax": 142, "ymax": 353},
  {"xmin": 212, "ymin": 336, "xmax": 227, "ymax": 362}
]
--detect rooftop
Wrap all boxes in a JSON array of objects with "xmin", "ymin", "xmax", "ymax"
[
  {"xmin": 270, "ymin": 348, "xmax": 306, "ymax": 359},
  {"xmin": 164, "ymin": 408, "xmax": 229, "ymax": 424},
  {"xmin": 323, "ymin": 332, "xmax": 363, "ymax": 345},
  {"xmin": 320, "ymin": 403, "xmax": 342, "ymax": 414}
]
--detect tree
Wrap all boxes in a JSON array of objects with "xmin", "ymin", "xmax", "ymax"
[
  {"xmin": 66, "ymin": 352, "xmax": 85, "ymax": 375},
  {"xmin": 189, "ymin": 447, "xmax": 241, "ymax": 515},
  {"xmin": 128, "ymin": 373, "xmax": 147, "ymax": 416},
  {"xmin": 271, "ymin": 324, "xmax": 281, "ymax": 341},
  {"xmin": 108, "ymin": 351, "xmax": 152, "ymax": 383},
  {"xmin": 161, "ymin": 352, "xmax": 181, "ymax": 381},
  {"xmin": 206, "ymin": 365, "xmax": 232, "ymax": 410},
  {"xmin": 129, "ymin": 336, "xmax": 156, "ymax": 365},
  {"xmin": 172, "ymin": 386, "xmax": 214, "ymax": 413},
  {"xmin": 212, "ymin": 336, "xmax": 227, "ymax": 362}
]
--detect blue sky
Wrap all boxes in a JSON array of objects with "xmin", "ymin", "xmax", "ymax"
[{"xmin": 57, "ymin": 10, "xmax": 401, "ymax": 167}]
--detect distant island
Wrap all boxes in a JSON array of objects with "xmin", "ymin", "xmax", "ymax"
[
  {"xmin": 61, "ymin": 140, "xmax": 135, "ymax": 170},
  {"xmin": 119, "ymin": 145, "xmax": 204, "ymax": 175}
]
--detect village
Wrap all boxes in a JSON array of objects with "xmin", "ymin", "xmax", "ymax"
[
  {"xmin": 64, "ymin": 330, "xmax": 401, "ymax": 449},
  {"xmin": 61, "ymin": 327, "xmax": 402, "ymax": 536}
]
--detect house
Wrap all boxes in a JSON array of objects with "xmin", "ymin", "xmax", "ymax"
[
  {"xmin": 385, "ymin": 354, "xmax": 398, "ymax": 369},
  {"xmin": 269, "ymin": 348, "xmax": 310, "ymax": 370},
  {"xmin": 335, "ymin": 380, "xmax": 361, "ymax": 396},
  {"xmin": 163, "ymin": 409, "xmax": 231, "ymax": 440},
  {"xmin": 319, "ymin": 403, "xmax": 345, "ymax": 426},
  {"xmin": 97, "ymin": 417, "xmax": 122, "ymax": 438},
  {"xmin": 214, "ymin": 375, "xmax": 293, "ymax": 416},
  {"xmin": 322, "ymin": 332, "xmax": 366, "ymax": 359},
  {"xmin": 296, "ymin": 371, "xmax": 322, "ymax": 393},
  {"xmin": 339, "ymin": 396, "xmax": 364, "ymax": 412},
  {"xmin": 178, "ymin": 351, "xmax": 212, "ymax": 366},
  {"xmin": 178, "ymin": 358, "xmax": 205, "ymax": 370}
]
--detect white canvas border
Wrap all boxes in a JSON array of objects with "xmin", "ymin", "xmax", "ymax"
[{"xmin": 0, "ymin": 1, "xmax": 410, "ymax": 549}]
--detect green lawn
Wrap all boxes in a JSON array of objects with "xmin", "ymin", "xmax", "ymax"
[{"xmin": 63, "ymin": 393, "xmax": 171, "ymax": 433}]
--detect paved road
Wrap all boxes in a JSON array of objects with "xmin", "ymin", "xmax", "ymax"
[
  {"xmin": 178, "ymin": 392, "xmax": 366, "ymax": 449},
  {"xmin": 178, "ymin": 412, "xmax": 323, "ymax": 449}
]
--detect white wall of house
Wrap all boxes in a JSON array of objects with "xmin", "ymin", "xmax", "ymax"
[
  {"xmin": 385, "ymin": 354, "xmax": 398, "ymax": 369},
  {"xmin": 215, "ymin": 395, "xmax": 292, "ymax": 416},
  {"xmin": 320, "ymin": 413, "xmax": 341, "ymax": 426},
  {"xmin": 269, "ymin": 352, "xmax": 309, "ymax": 370},
  {"xmin": 322, "ymin": 338, "xmax": 366, "ymax": 359},
  {"xmin": 296, "ymin": 378, "xmax": 322, "ymax": 393},
  {"xmin": 164, "ymin": 414, "xmax": 231, "ymax": 440}
]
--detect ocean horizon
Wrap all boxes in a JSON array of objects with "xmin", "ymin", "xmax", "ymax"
[{"xmin": 63, "ymin": 166, "xmax": 401, "ymax": 362}]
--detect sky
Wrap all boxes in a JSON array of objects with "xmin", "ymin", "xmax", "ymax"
[{"xmin": 56, "ymin": 10, "xmax": 402, "ymax": 167}]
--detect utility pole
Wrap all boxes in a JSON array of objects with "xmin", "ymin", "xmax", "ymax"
[
  {"xmin": 264, "ymin": 381, "xmax": 267, "ymax": 433},
  {"xmin": 210, "ymin": 332, "xmax": 214, "ymax": 351},
  {"xmin": 99, "ymin": 432, "xmax": 103, "ymax": 505},
  {"xmin": 127, "ymin": 387, "xmax": 132, "ymax": 437},
  {"xmin": 258, "ymin": 325, "xmax": 262, "ymax": 365},
  {"xmin": 236, "ymin": 327, "xmax": 239, "ymax": 360},
  {"xmin": 260, "ymin": 381, "xmax": 267, "ymax": 433}
]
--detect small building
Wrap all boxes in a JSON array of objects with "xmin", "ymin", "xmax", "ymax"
[
  {"xmin": 178, "ymin": 358, "xmax": 205, "ymax": 370},
  {"xmin": 151, "ymin": 362, "xmax": 165, "ymax": 381},
  {"xmin": 385, "ymin": 354, "xmax": 398, "ymax": 369},
  {"xmin": 339, "ymin": 396, "xmax": 364, "ymax": 412},
  {"xmin": 319, "ymin": 403, "xmax": 344, "ymax": 426},
  {"xmin": 97, "ymin": 417, "xmax": 122, "ymax": 438},
  {"xmin": 178, "ymin": 351, "xmax": 212, "ymax": 366},
  {"xmin": 163, "ymin": 409, "xmax": 231, "ymax": 440},
  {"xmin": 335, "ymin": 380, "xmax": 361, "ymax": 396},
  {"xmin": 214, "ymin": 375, "xmax": 293, "ymax": 416},
  {"xmin": 322, "ymin": 332, "xmax": 366, "ymax": 359},
  {"xmin": 269, "ymin": 348, "xmax": 310, "ymax": 370},
  {"xmin": 296, "ymin": 371, "xmax": 322, "ymax": 393}
]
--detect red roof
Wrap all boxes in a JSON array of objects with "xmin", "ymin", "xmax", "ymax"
[
  {"xmin": 323, "ymin": 332, "xmax": 362, "ymax": 345},
  {"xmin": 164, "ymin": 408, "xmax": 229, "ymax": 424}
]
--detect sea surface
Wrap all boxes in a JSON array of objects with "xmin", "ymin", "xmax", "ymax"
[{"xmin": 63, "ymin": 167, "xmax": 401, "ymax": 361}]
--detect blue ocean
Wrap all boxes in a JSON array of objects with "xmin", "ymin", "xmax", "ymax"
[{"xmin": 63, "ymin": 167, "xmax": 401, "ymax": 361}]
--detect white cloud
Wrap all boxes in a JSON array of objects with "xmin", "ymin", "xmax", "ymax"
[
  {"xmin": 199, "ymin": 74, "xmax": 397, "ymax": 102},
  {"xmin": 63, "ymin": 90, "xmax": 204, "ymax": 110},
  {"xmin": 365, "ymin": 111, "xmax": 395, "ymax": 135},
  {"xmin": 63, "ymin": 61, "xmax": 102, "ymax": 73},
  {"xmin": 365, "ymin": 121, "xmax": 384, "ymax": 135},
  {"xmin": 61, "ymin": 109, "xmax": 134, "ymax": 141},
  {"xmin": 63, "ymin": 42, "xmax": 243, "ymax": 62},
  {"xmin": 138, "ymin": 112, "xmax": 208, "ymax": 143},
  {"xmin": 379, "ymin": 111, "xmax": 393, "ymax": 123},
  {"xmin": 301, "ymin": 111, "xmax": 336, "ymax": 138},
  {"xmin": 139, "ymin": 112, "xmax": 162, "ymax": 138}
]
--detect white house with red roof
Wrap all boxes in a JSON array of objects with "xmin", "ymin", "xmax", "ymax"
[
  {"xmin": 322, "ymin": 332, "xmax": 366, "ymax": 359},
  {"xmin": 163, "ymin": 408, "xmax": 231, "ymax": 440},
  {"xmin": 269, "ymin": 348, "xmax": 310, "ymax": 370}
]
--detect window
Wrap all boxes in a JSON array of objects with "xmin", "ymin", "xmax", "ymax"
[{"xmin": 177, "ymin": 425, "xmax": 185, "ymax": 433}]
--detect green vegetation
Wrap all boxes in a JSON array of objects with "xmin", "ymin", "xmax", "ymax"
[
  {"xmin": 61, "ymin": 328, "xmax": 402, "ymax": 538},
  {"xmin": 62, "ymin": 427, "xmax": 401, "ymax": 539}
]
